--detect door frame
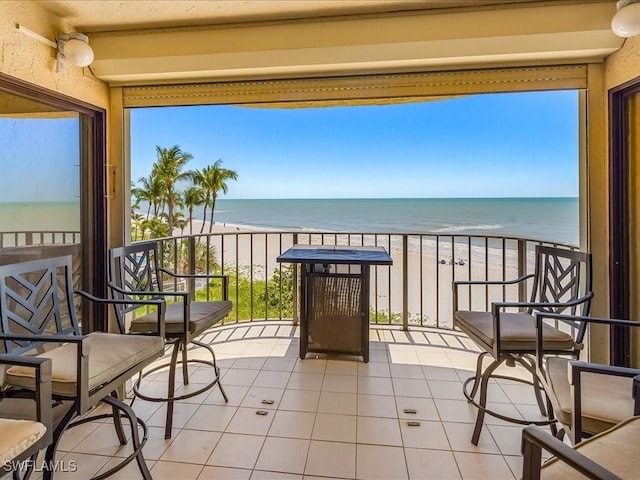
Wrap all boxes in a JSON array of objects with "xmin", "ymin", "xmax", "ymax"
[
  {"xmin": 609, "ymin": 75, "xmax": 640, "ymax": 366},
  {"xmin": 0, "ymin": 72, "xmax": 108, "ymax": 333}
]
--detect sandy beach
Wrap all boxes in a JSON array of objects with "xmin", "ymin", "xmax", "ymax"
[{"xmin": 168, "ymin": 218, "xmax": 525, "ymax": 329}]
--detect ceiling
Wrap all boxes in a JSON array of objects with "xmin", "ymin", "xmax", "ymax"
[
  {"xmin": 33, "ymin": 0, "xmax": 620, "ymax": 85},
  {"xmin": 36, "ymin": 0, "xmax": 584, "ymax": 32}
]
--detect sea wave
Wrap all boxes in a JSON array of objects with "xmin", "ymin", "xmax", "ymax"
[{"xmin": 432, "ymin": 224, "xmax": 503, "ymax": 233}]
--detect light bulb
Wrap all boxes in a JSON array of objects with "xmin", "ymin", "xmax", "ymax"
[
  {"xmin": 63, "ymin": 37, "xmax": 94, "ymax": 67},
  {"xmin": 612, "ymin": 1, "xmax": 640, "ymax": 38}
]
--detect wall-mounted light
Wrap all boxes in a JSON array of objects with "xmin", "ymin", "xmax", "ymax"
[
  {"xmin": 56, "ymin": 32, "xmax": 94, "ymax": 70},
  {"xmin": 612, "ymin": 0, "xmax": 640, "ymax": 38},
  {"xmin": 16, "ymin": 24, "xmax": 94, "ymax": 72}
]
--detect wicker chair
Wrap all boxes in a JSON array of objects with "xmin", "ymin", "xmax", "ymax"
[
  {"xmin": 453, "ymin": 245, "xmax": 592, "ymax": 445},
  {"xmin": 0, "ymin": 255, "xmax": 166, "ymax": 480},
  {"xmin": 109, "ymin": 241, "xmax": 231, "ymax": 439},
  {"xmin": 0, "ymin": 355, "xmax": 53, "ymax": 480}
]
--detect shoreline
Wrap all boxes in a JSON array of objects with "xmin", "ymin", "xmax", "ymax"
[{"xmin": 167, "ymin": 217, "xmax": 523, "ymax": 325}]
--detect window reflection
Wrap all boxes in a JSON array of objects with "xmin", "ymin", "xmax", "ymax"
[{"xmin": 0, "ymin": 93, "xmax": 80, "ymax": 248}]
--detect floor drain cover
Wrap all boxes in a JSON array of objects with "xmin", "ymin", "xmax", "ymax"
[
  {"xmin": 403, "ymin": 408, "xmax": 417, "ymax": 414},
  {"xmin": 407, "ymin": 421, "xmax": 421, "ymax": 427},
  {"xmin": 261, "ymin": 399, "xmax": 275, "ymax": 405},
  {"xmin": 256, "ymin": 410, "xmax": 269, "ymax": 416}
]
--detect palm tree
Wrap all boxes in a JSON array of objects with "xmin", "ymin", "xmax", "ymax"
[
  {"xmin": 134, "ymin": 174, "xmax": 165, "ymax": 218},
  {"xmin": 194, "ymin": 159, "xmax": 238, "ymax": 233},
  {"xmin": 146, "ymin": 217, "xmax": 171, "ymax": 239},
  {"xmin": 152, "ymin": 145, "xmax": 194, "ymax": 230},
  {"xmin": 183, "ymin": 186, "xmax": 205, "ymax": 234}
]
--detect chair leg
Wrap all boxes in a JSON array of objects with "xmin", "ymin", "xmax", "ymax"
[
  {"xmin": 92, "ymin": 395, "xmax": 152, "ymax": 480},
  {"xmin": 110, "ymin": 390, "xmax": 127, "ymax": 445},
  {"xmin": 468, "ymin": 351, "xmax": 490, "ymax": 400},
  {"xmin": 165, "ymin": 340, "xmax": 182, "ymax": 439},
  {"xmin": 42, "ymin": 404, "xmax": 77, "ymax": 480},
  {"xmin": 11, "ymin": 452, "xmax": 38, "ymax": 480},
  {"xmin": 471, "ymin": 358, "xmax": 502, "ymax": 445},
  {"xmin": 520, "ymin": 356, "xmax": 547, "ymax": 416},
  {"xmin": 181, "ymin": 340, "xmax": 189, "ymax": 385},
  {"xmin": 193, "ymin": 338, "xmax": 228, "ymax": 402}
]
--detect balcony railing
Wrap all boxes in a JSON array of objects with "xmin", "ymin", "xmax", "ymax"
[
  {"xmin": 150, "ymin": 231, "xmax": 575, "ymax": 331},
  {"xmin": 0, "ymin": 231, "xmax": 81, "ymax": 248}
]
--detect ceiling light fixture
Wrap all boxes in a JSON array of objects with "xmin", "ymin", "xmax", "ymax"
[
  {"xmin": 612, "ymin": 0, "xmax": 640, "ymax": 38},
  {"xmin": 16, "ymin": 24, "xmax": 94, "ymax": 72}
]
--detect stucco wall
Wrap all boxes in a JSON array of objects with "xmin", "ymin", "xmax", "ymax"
[
  {"xmin": 0, "ymin": 1, "xmax": 108, "ymax": 108},
  {"xmin": 605, "ymin": 36, "xmax": 640, "ymax": 89}
]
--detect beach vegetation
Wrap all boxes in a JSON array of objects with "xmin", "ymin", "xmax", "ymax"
[
  {"xmin": 144, "ymin": 217, "xmax": 170, "ymax": 239},
  {"xmin": 133, "ymin": 173, "xmax": 164, "ymax": 218},
  {"xmin": 182, "ymin": 186, "xmax": 206, "ymax": 234},
  {"xmin": 151, "ymin": 145, "xmax": 194, "ymax": 230},
  {"xmin": 193, "ymin": 159, "xmax": 239, "ymax": 233},
  {"xmin": 259, "ymin": 266, "xmax": 295, "ymax": 312},
  {"xmin": 131, "ymin": 146, "xmax": 238, "ymax": 242}
]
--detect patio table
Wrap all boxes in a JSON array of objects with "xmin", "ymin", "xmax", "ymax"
[{"xmin": 277, "ymin": 245, "xmax": 392, "ymax": 362}]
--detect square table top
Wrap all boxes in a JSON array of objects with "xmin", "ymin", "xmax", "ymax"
[{"xmin": 277, "ymin": 245, "xmax": 392, "ymax": 266}]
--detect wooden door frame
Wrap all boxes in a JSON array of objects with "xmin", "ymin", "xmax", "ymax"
[
  {"xmin": 609, "ymin": 76, "xmax": 640, "ymax": 366},
  {"xmin": 0, "ymin": 72, "xmax": 108, "ymax": 333}
]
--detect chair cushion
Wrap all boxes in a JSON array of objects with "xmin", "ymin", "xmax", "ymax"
[
  {"xmin": 4, "ymin": 332, "xmax": 164, "ymax": 397},
  {"xmin": 545, "ymin": 356, "xmax": 634, "ymax": 435},
  {"xmin": 130, "ymin": 300, "xmax": 232, "ymax": 335},
  {"xmin": 0, "ymin": 418, "xmax": 46, "ymax": 464},
  {"xmin": 454, "ymin": 311, "xmax": 575, "ymax": 351},
  {"xmin": 541, "ymin": 416, "xmax": 640, "ymax": 479}
]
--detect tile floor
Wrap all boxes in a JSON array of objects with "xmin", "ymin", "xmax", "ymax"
[{"xmin": 41, "ymin": 323, "xmax": 551, "ymax": 480}]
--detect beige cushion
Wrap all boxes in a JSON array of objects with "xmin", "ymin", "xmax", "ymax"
[
  {"xmin": 0, "ymin": 418, "xmax": 46, "ymax": 464},
  {"xmin": 131, "ymin": 300, "xmax": 232, "ymax": 335},
  {"xmin": 4, "ymin": 332, "xmax": 164, "ymax": 397},
  {"xmin": 541, "ymin": 416, "xmax": 640, "ymax": 479},
  {"xmin": 545, "ymin": 357, "xmax": 634, "ymax": 435},
  {"xmin": 454, "ymin": 311, "xmax": 575, "ymax": 351}
]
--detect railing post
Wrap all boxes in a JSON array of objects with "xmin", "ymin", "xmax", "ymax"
[
  {"xmin": 402, "ymin": 234, "xmax": 409, "ymax": 331},
  {"xmin": 292, "ymin": 233, "xmax": 299, "ymax": 326},
  {"xmin": 188, "ymin": 236, "xmax": 196, "ymax": 299},
  {"xmin": 517, "ymin": 239, "xmax": 528, "ymax": 307}
]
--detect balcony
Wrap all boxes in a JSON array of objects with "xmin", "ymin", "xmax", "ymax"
[
  {"xmin": 2, "ymin": 230, "xmax": 564, "ymax": 479},
  {"xmin": 46, "ymin": 321, "xmax": 545, "ymax": 480}
]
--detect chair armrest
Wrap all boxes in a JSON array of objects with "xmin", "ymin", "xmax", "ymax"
[
  {"xmin": 108, "ymin": 282, "xmax": 189, "ymax": 302},
  {"xmin": 0, "ymin": 334, "xmax": 92, "ymax": 414},
  {"xmin": 521, "ymin": 425, "xmax": 621, "ymax": 480},
  {"xmin": 535, "ymin": 312, "xmax": 640, "ymax": 370},
  {"xmin": 452, "ymin": 274, "xmax": 534, "ymax": 312},
  {"xmin": 490, "ymin": 293, "xmax": 593, "ymax": 357},
  {"xmin": 569, "ymin": 360, "xmax": 640, "ymax": 442},
  {"xmin": 493, "ymin": 292, "xmax": 593, "ymax": 314},
  {"xmin": 0, "ymin": 332, "xmax": 90, "ymax": 355},
  {"xmin": 158, "ymin": 268, "xmax": 230, "ymax": 301},
  {"xmin": 74, "ymin": 290, "xmax": 166, "ymax": 338},
  {"xmin": 453, "ymin": 274, "xmax": 533, "ymax": 288},
  {"xmin": 535, "ymin": 312, "xmax": 640, "ymax": 329},
  {"xmin": 159, "ymin": 268, "xmax": 228, "ymax": 280},
  {"xmin": 0, "ymin": 354, "xmax": 53, "ymax": 445}
]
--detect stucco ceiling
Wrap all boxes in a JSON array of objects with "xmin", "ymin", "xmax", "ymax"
[{"xmin": 35, "ymin": 0, "xmax": 578, "ymax": 32}]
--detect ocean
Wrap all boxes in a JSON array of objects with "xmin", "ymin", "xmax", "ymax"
[
  {"xmin": 207, "ymin": 197, "xmax": 578, "ymax": 246},
  {"xmin": 0, "ymin": 197, "xmax": 579, "ymax": 246}
]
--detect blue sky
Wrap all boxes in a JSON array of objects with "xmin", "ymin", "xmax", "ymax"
[
  {"xmin": 130, "ymin": 90, "xmax": 579, "ymax": 199},
  {"xmin": 0, "ymin": 117, "xmax": 79, "ymax": 202}
]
